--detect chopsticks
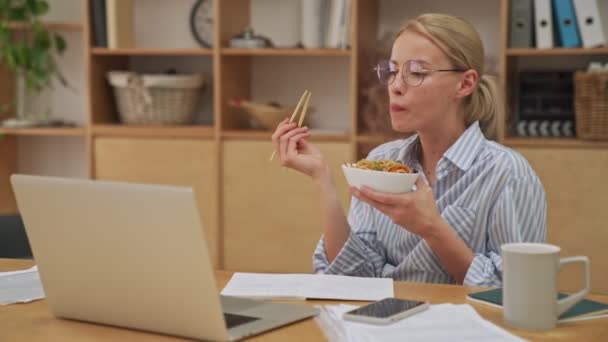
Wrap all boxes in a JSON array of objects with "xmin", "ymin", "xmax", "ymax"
[{"xmin": 269, "ymin": 90, "xmax": 312, "ymax": 162}]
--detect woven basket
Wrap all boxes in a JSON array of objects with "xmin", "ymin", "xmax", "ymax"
[
  {"xmin": 574, "ymin": 71, "xmax": 608, "ymax": 140},
  {"xmin": 107, "ymin": 71, "xmax": 205, "ymax": 125}
]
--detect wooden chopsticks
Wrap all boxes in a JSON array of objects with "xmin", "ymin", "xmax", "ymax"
[{"xmin": 269, "ymin": 90, "xmax": 312, "ymax": 162}]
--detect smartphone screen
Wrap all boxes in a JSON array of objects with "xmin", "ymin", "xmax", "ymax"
[{"xmin": 345, "ymin": 298, "xmax": 426, "ymax": 318}]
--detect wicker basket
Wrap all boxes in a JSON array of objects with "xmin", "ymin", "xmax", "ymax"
[
  {"xmin": 574, "ymin": 71, "xmax": 608, "ymax": 140},
  {"xmin": 107, "ymin": 71, "xmax": 205, "ymax": 125}
]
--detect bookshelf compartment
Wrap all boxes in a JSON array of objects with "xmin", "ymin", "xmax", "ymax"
[
  {"xmin": 91, "ymin": 55, "xmax": 214, "ymax": 126},
  {"xmin": 220, "ymin": 56, "xmax": 352, "ymax": 134}
]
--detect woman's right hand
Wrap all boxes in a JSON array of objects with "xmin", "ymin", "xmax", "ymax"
[{"xmin": 271, "ymin": 118, "xmax": 328, "ymax": 180}]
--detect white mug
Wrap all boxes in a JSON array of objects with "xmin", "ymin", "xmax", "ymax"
[{"xmin": 502, "ymin": 243, "xmax": 590, "ymax": 331}]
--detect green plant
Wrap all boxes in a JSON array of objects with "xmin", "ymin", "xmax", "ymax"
[{"xmin": 0, "ymin": 0, "xmax": 67, "ymax": 114}]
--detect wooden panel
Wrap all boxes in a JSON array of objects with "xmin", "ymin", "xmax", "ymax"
[
  {"xmin": 7, "ymin": 22, "xmax": 83, "ymax": 31},
  {"xmin": 217, "ymin": 0, "xmax": 250, "ymax": 47},
  {"xmin": 354, "ymin": 0, "xmax": 379, "ymax": 137},
  {"xmin": 506, "ymin": 138, "xmax": 608, "ymax": 149},
  {"xmin": 517, "ymin": 147, "xmax": 608, "ymax": 294},
  {"xmin": 0, "ymin": 54, "xmax": 17, "ymax": 212},
  {"xmin": 0, "ymin": 64, "xmax": 15, "ymax": 120},
  {"xmin": 93, "ymin": 124, "xmax": 214, "ymax": 138},
  {"xmin": 221, "ymin": 48, "xmax": 350, "ymax": 56},
  {"xmin": 507, "ymin": 47, "xmax": 608, "ymax": 56},
  {"xmin": 94, "ymin": 138, "xmax": 220, "ymax": 268},
  {"xmin": 91, "ymin": 48, "xmax": 213, "ymax": 56},
  {"xmin": 0, "ymin": 136, "xmax": 17, "ymax": 213},
  {"xmin": 0, "ymin": 128, "xmax": 86, "ymax": 137},
  {"xmin": 223, "ymin": 140, "xmax": 352, "ymax": 272}
]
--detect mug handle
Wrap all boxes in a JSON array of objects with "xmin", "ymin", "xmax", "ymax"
[{"xmin": 557, "ymin": 256, "xmax": 591, "ymax": 316}]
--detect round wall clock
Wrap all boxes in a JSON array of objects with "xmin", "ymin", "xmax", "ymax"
[{"xmin": 190, "ymin": 0, "xmax": 213, "ymax": 47}]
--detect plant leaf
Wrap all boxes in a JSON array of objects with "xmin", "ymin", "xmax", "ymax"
[
  {"xmin": 8, "ymin": 5, "xmax": 27, "ymax": 21},
  {"xmin": 0, "ymin": 0, "xmax": 9, "ymax": 12},
  {"xmin": 34, "ymin": 29, "xmax": 50, "ymax": 49},
  {"xmin": 0, "ymin": 26, "xmax": 8, "ymax": 44},
  {"xmin": 54, "ymin": 34, "xmax": 66, "ymax": 53},
  {"xmin": 29, "ymin": 0, "xmax": 49, "ymax": 16}
]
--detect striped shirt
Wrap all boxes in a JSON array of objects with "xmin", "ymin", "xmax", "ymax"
[{"xmin": 313, "ymin": 121, "xmax": 547, "ymax": 286}]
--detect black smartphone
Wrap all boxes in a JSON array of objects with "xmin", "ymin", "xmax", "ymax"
[{"xmin": 342, "ymin": 297, "xmax": 429, "ymax": 325}]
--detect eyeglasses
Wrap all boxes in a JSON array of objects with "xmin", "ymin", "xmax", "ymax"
[{"xmin": 374, "ymin": 60, "xmax": 468, "ymax": 87}]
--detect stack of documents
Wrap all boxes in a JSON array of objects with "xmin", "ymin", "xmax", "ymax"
[
  {"xmin": 0, "ymin": 266, "xmax": 45, "ymax": 305},
  {"xmin": 315, "ymin": 304, "xmax": 524, "ymax": 342},
  {"xmin": 221, "ymin": 273, "xmax": 393, "ymax": 301}
]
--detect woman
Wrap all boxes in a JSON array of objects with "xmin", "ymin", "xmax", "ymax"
[{"xmin": 271, "ymin": 14, "xmax": 546, "ymax": 286}]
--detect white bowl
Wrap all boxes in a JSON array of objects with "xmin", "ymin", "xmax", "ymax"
[{"xmin": 341, "ymin": 165, "xmax": 419, "ymax": 194}]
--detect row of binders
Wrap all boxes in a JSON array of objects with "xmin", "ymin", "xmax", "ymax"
[{"xmin": 510, "ymin": 0, "xmax": 607, "ymax": 48}]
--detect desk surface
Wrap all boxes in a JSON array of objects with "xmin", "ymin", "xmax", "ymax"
[{"xmin": 1, "ymin": 259, "xmax": 607, "ymax": 341}]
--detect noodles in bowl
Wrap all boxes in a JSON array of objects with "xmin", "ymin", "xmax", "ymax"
[
  {"xmin": 342, "ymin": 159, "xmax": 418, "ymax": 193},
  {"xmin": 353, "ymin": 159, "xmax": 413, "ymax": 173}
]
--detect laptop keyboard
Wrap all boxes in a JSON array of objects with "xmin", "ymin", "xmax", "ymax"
[{"xmin": 224, "ymin": 313, "xmax": 260, "ymax": 329}]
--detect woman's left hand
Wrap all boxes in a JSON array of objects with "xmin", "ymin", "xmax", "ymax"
[{"xmin": 350, "ymin": 177, "xmax": 443, "ymax": 239}]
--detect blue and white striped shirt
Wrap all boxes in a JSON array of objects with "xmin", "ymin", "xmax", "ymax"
[{"xmin": 313, "ymin": 121, "xmax": 547, "ymax": 286}]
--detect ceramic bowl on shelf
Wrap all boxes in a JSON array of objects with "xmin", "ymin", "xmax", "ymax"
[{"xmin": 341, "ymin": 164, "xmax": 419, "ymax": 194}]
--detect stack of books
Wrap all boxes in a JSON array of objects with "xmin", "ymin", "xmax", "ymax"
[{"xmin": 467, "ymin": 288, "xmax": 608, "ymax": 322}]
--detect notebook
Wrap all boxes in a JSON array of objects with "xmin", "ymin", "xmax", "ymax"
[{"xmin": 467, "ymin": 288, "xmax": 608, "ymax": 322}]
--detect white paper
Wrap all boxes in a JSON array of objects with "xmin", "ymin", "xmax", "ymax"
[
  {"xmin": 0, "ymin": 266, "xmax": 45, "ymax": 305},
  {"xmin": 221, "ymin": 273, "xmax": 394, "ymax": 301},
  {"xmin": 315, "ymin": 303, "xmax": 526, "ymax": 342}
]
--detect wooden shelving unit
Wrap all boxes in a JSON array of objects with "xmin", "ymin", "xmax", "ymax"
[
  {"xmin": 91, "ymin": 48, "xmax": 214, "ymax": 56},
  {"xmin": 503, "ymin": 137, "xmax": 608, "ymax": 149},
  {"xmin": 2, "ymin": 0, "xmax": 607, "ymax": 285},
  {"xmin": 506, "ymin": 47, "xmax": 608, "ymax": 56},
  {"xmin": 0, "ymin": 127, "xmax": 86, "ymax": 137},
  {"xmin": 6, "ymin": 21, "xmax": 83, "ymax": 31},
  {"xmin": 220, "ymin": 48, "xmax": 351, "ymax": 57},
  {"xmin": 92, "ymin": 124, "xmax": 214, "ymax": 138}
]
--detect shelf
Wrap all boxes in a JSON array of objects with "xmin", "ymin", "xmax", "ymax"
[
  {"xmin": 507, "ymin": 47, "xmax": 608, "ymax": 56},
  {"xmin": 0, "ymin": 127, "xmax": 86, "ymax": 137},
  {"xmin": 221, "ymin": 48, "xmax": 351, "ymax": 57},
  {"xmin": 222, "ymin": 130, "xmax": 350, "ymax": 142},
  {"xmin": 6, "ymin": 21, "xmax": 83, "ymax": 31},
  {"xmin": 503, "ymin": 137, "xmax": 608, "ymax": 149},
  {"xmin": 91, "ymin": 48, "xmax": 213, "ymax": 56},
  {"xmin": 93, "ymin": 125, "xmax": 214, "ymax": 138}
]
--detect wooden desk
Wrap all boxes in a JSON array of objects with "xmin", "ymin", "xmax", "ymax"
[{"xmin": 1, "ymin": 259, "xmax": 607, "ymax": 341}]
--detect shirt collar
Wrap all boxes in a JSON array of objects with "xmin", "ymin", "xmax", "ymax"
[
  {"xmin": 397, "ymin": 136, "xmax": 422, "ymax": 170},
  {"xmin": 398, "ymin": 121, "xmax": 486, "ymax": 172},
  {"xmin": 443, "ymin": 121, "xmax": 486, "ymax": 171}
]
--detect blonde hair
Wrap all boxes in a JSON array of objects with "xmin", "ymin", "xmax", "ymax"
[{"xmin": 396, "ymin": 14, "xmax": 504, "ymax": 140}]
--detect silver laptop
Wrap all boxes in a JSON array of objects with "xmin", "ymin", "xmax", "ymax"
[{"xmin": 11, "ymin": 174, "xmax": 318, "ymax": 341}]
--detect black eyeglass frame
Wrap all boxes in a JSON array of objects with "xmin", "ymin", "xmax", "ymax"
[{"xmin": 373, "ymin": 60, "xmax": 469, "ymax": 87}]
